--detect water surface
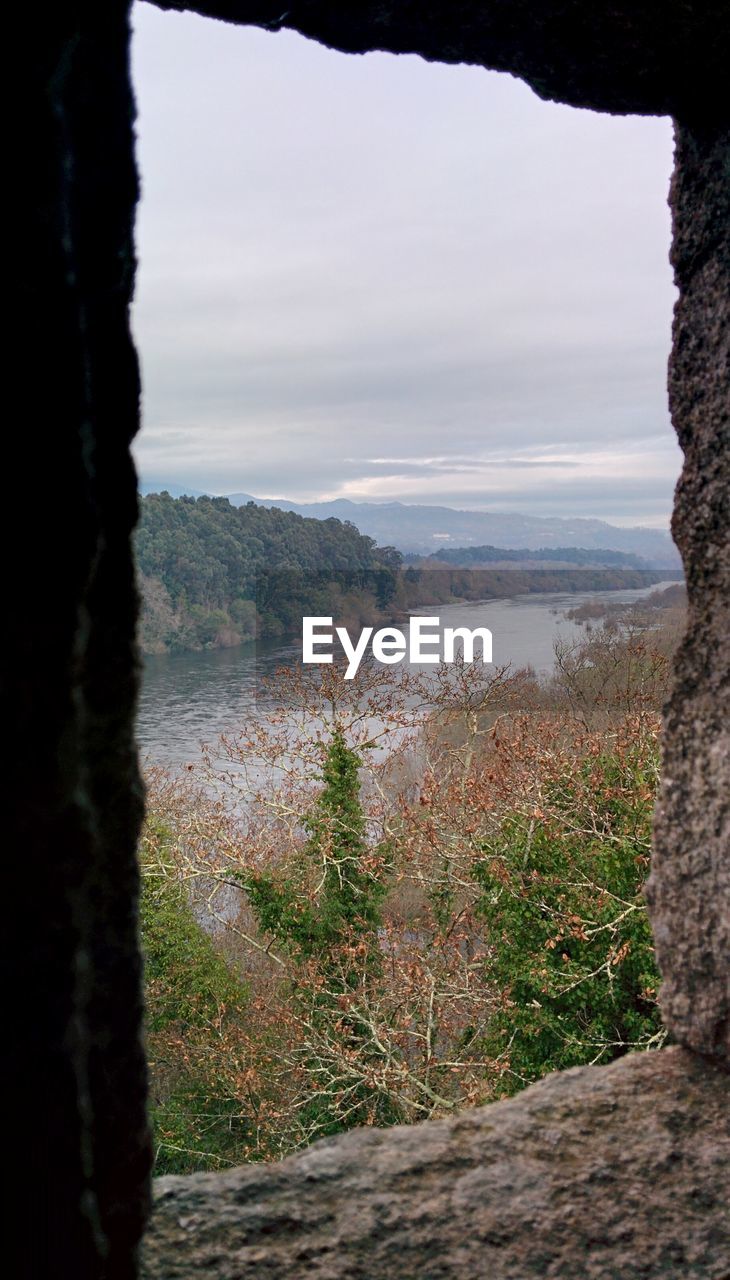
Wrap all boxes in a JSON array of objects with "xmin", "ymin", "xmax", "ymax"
[{"xmin": 138, "ymin": 582, "xmax": 674, "ymax": 767}]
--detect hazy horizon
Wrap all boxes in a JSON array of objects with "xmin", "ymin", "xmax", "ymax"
[
  {"xmin": 131, "ymin": 3, "xmax": 680, "ymax": 529},
  {"xmin": 138, "ymin": 480, "xmax": 676, "ymax": 533}
]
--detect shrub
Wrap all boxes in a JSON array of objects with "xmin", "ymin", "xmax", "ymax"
[{"xmin": 473, "ymin": 720, "xmax": 664, "ymax": 1091}]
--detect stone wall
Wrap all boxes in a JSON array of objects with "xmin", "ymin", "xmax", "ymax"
[
  {"xmin": 153, "ymin": 0, "xmax": 729, "ymax": 116},
  {"xmin": 646, "ymin": 118, "xmax": 730, "ymax": 1058},
  {"xmin": 12, "ymin": 6, "xmax": 150, "ymax": 1278},
  {"xmin": 141, "ymin": 1049, "xmax": 730, "ymax": 1279},
  {"xmin": 12, "ymin": 3, "xmax": 728, "ymax": 1277}
]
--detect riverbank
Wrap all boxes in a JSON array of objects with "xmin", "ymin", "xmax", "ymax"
[
  {"xmin": 139, "ymin": 566, "xmax": 676, "ymax": 657},
  {"xmin": 138, "ymin": 579, "xmax": 681, "ymax": 767}
]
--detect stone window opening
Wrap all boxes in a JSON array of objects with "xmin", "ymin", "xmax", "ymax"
[{"xmin": 13, "ymin": 3, "xmax": 728, "ymax": 1277}]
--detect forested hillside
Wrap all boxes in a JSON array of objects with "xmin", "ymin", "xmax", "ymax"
[{"xmin": 136, "ymin": 492, "xmax": 401, "ymax": 654}]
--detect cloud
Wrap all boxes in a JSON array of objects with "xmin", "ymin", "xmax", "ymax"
[{"xmin": 131, "ymin": 4, "xmax": 678, "ymax": 526}]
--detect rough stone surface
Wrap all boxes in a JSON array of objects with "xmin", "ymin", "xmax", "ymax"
[
  {"xmin": 150, "ymin": 1, "xmax": 730, "ymax": 118},
  {"xmin": 11, "ymin": 4, "xmax": 151, "ymax": 1277},
  {"xmin": 141, "ymin": 1049, "xmax": 729, "ymax": 1279},
  {"xmin": 646, "ymin": 121, "xmax": 730, "ymax": 1059}
]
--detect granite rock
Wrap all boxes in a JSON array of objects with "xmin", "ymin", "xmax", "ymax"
[{"xmin": 142, "ymin": 1049, "xmax": 729, "ymax": 1279}]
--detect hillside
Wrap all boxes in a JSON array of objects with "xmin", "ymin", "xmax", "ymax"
[{"xmin": 135, "ymin": 492, "xmax": 401, "ymax": 654}]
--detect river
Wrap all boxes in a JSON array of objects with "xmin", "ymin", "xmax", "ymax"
[{"xmin": 137, "ymin": 581, "xmax": 675, "ymax": 768}]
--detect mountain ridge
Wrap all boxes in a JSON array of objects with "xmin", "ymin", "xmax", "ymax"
[
  {"xmin": 138, "ymin": 483, "xmax": 678, "ymax": 568},
  {"xmin": 222, "ymin": 493, "xmax": 679, "ymax": 568}
]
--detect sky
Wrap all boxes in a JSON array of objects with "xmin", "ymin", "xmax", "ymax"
[{"xmin": 131, "ymin": 2, "xmax": 680, "ymax": 527}]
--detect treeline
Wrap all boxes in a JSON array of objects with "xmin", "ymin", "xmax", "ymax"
[
  {"xmin": 136, "ymin": 492, "xmax": 401, "ymax": 654},
  {"xmin": 399, "ymin": 564, "xmax": 667, "ymax": 609},
  {"xmin": 404, "ymin": 544, "xmax": 646, "ymax": 567},
  {"xmin": 565, "ymin": 581, "xmax": 687, "ymax": 624}
]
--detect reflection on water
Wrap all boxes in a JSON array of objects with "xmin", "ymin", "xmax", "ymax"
[{"xmin": 137, "ymin": 582, "xmax": 675, "ymax": 768}]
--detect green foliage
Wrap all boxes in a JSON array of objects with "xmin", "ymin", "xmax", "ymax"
[
  {"xmin": 147, "ymin": 1083, "xmax": 251, "ymax": 1178},
  {"xmin": 136, "ymin": 492, "xmax": 401, "ymax": 653},
  {"xmin": 405, "ymin": 545, "xmax": 647, "ymax": 568},
  {"xmin": 241, "ymin": 731, "xmax": 386, "ymax": 966},
  {"xmin": 140, "ymin": 819, "xmax": 251, "ymax": 1173},
  {"xmin": 473, "ymin": 735, "xmax": 663, "ymax": 1092},
  {"xmin": 304, "ymin": 731, "xmax": 386, "ymax": 943},
  {"xmin": 242, "ymin": 731, "xmax": 395, "ymax": 1137},
  {"xmin": 140, "ymin": 820, "xmax": 241, "ymax": 1029}
]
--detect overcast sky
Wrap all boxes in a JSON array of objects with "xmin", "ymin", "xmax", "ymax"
[{"xmin": 131, "ymin": 2, "xmax": 680, "ymax": 527}]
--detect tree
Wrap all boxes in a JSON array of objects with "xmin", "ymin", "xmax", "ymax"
[
  {"xmin": 140, "ymin": 814, "xmax": 253, "ymax": 1172},
  {"xmin": 240, "ymin": 727, "xmax": 397, "ymax": 1137},
  {"xmin": 471, "ymin": 717, "xmax": 665, "ymax": 1092}
]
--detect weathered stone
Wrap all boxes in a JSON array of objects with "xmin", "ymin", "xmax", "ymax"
[
  {"xmin": 150, "ymin": 0, "xmax": 730, "ymax": 118},
  {"xmin": 141, "ymin": 1049, "xmax": 729, "ymax": 1279},
  {"xmin": 13, "ymin": 2, "xmax": 730, "ymax": 1277},
  {"xmin": 11, "ymin": 4, "xmax": 151, "ymax": 1277},
  {"xmin": 646, "ymin": 121, "xmax": 730, "ymax": 1060}
]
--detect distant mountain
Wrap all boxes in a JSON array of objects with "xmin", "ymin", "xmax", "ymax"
[
  {"xmin": 139, "ymin": 480, "xmax": 210, "ymax": 499},
  {"xmin": 224, "ymin": 495, "xmax": 680, "ymax": 569}
]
